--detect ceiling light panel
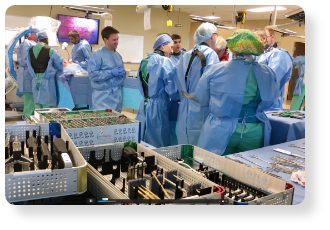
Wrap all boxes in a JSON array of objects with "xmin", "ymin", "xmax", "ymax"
[
  {"xmin": 246, "ymin": 6, "xmax": 287, "ymax": 12},
  {"xmin": 202, "ymin": 16, "xmax": 221, "ymax": 19}
]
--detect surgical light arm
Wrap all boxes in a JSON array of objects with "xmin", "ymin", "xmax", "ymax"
[
  {"xmin": 265, "ymin": 20, "xmax": 300, "ymax": 30},
  {"xmin": 216, "ymin": 26, "xmax": 238, "ymax": 31}
]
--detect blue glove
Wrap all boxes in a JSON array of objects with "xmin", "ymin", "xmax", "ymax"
[{"xmin": 111, "ymin": 67, "xmax": 126, "ymax": 77}]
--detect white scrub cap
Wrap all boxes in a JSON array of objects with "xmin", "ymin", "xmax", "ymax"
[{"xmin": 193, "ymin": 22, "xmax": 217, "ymax": 44}]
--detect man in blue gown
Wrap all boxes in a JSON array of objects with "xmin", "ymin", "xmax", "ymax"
[{"xmin": 88, "ymin": 26, "xmax": 126, "ymax": 112}]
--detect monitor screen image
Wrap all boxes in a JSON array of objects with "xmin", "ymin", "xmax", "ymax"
[
  {"xmin": 5, "ymin": 29, "xmax": 19, "ymax": 46},
  {"xmin": 57, "ymin": 14, "xmax": 99, "ymax": 44}
]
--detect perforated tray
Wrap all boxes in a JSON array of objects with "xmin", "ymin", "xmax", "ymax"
[
  {"xmin": 5, "ymin": 124, "xmax": 87, "ymax": 203},
  {"xmin": 78, "ymin": 142, "xmax": 228, "ymax": 204},
  {"xmin": 38, "ymin": 109, "xmax": 123, "ymax": 123},
  {"xmin": 153, "ymin": 145, "xmax": 294, "ymax": 205},
  {"xmin": 29, "ymin": 115, "xmax": 141, "ymax": 147}
]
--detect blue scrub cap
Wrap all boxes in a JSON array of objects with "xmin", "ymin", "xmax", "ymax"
[
  {"xmin": 31, "ymin": 28, "xmax": 40, "ymax": 34},
  {"xmin": 193, "ymin": 22, "xmax": 217, "ymax": 44},
  {"xmin": 153, "ymin": 34, "xmax": 173, "ymax": 50},
  {"xmin": 36, "ymin": 31, "xmax": 48, "ymax": 40}
]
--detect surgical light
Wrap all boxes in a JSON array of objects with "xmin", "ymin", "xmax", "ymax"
[
  {"xmin": 61, "ymin": 42, "xmax": 68, "ymax": 50},
  {"xmin": 246, "ymin": 6, "xmax": 286, "ymax": 12},
  {"xmin": 61, "ymin": 42, "xmax": 70, "ymax": 60},
  {"xmin": 29, "ymin": 16, "xmax": 61, "ymax": 47}
]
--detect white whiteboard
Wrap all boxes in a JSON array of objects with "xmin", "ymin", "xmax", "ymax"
[{"xmin": 116, "ymin": 34, "xmax": 144, "ymax": 63}]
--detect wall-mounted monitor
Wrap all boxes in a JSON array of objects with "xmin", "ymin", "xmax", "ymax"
[
  {"xmin": 57, "ymin": 14, "xmax": 99, "ymax": 44},
  {"xmin": 5, "ymin": 29, "xmax": 19, "ymax": 46}
]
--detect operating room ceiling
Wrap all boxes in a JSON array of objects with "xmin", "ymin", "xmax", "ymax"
[{"xmin": 153, "ymin": 5, "xmax": 302, "ymax": 22}]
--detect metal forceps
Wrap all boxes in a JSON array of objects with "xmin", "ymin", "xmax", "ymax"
[
  {"xmin": 233, "ymin": 154, "xmax": 263, "ymax": 168},
  {"xmin": 289, "ymin": 144, "xmax": 305, "ymax": 149},
  {"xmin": 249, "ymin": 155, "xmax": 272, "ymax": 164}
]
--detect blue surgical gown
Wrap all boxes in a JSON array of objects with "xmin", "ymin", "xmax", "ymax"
[
  {"xmin": 196, "ymin": 60, "xmax": 279, "ymax": 155},
  {"xmin": 176, "ymin": 44, "xmax": 219, "ymax": 145},
  {"xmin": 17, "ymin": 39, "xmax": 36, "ymax": 93},
  {"xmin": 88, "ymin": 47, "xmax": 125, "ymax": 112},
  {"xmin": 257, "ymin": 48, "xmax": 293, "ymax": 109},
  {"xmin": 135, "ymin": 53, "xmax": 178, "ymax": 148},
  {"xmin": 169, "ymin": 52, "xmax": 184, "ymax": 144},
  {"xmin": 70, "ymin": 39, "xmax": 91, "ymax": 70},
  {"xmin": 292, "ymin": 55, "xmax": 305, "ymax": 96},
  {"xmin": 169, "ymin": 52, "xmax": 184, "ymax": 66},
  {"xmin": 26, "ymin": 44, "xmax": 64, "ymax": 106}
]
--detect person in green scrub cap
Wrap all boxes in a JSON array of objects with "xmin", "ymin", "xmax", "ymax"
[{"xmin": 196, "ymin": 29, "xmax": 279, "ymax": 156}]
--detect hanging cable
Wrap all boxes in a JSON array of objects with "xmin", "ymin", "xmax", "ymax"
[{"xmin": 49, "ymin": 5, "xmax": 53, "ymax": 17}]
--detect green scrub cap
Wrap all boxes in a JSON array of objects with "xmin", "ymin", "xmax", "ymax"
[{"xmin": 226, "ymin": 29, "xmax": 264, "ymax": 56}]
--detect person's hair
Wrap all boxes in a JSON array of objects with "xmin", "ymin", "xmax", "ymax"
[
  {"xmin": 252, "ymin": 28, "xmax": 267, "ymax": 39},
  {"xmin": 171, "ymin": 34, "xmax": 181, "ymax": 40},
  {"xmin": 215, "ymin": 35, "xmax": 226, "ymax": 50},
  {"xmin": 39, "ymin": 38, "xmax": 48, "ymax": 44},
  {"xmin": 264, "ymin": 28, "xmax": 275, "ymax": 36},
  {"xmin": 68, "ymin": 30, "xmax": 80, "ymax": 38},
  {"xmin": 101, "ymin": 26, "xmax": 119, "ymax": 39}
]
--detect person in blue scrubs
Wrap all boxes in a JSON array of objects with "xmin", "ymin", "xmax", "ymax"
[
  {"xmin": 168, "ymin": 34, "xmax": 184, "ymax": 145},
  {"xmin": 253, "ymin": 28, "xmax": 293, "ymax": 109},
  {"xmin": 17, "ymin": 27, "xmax": 40, "ymax": 116},
  {"xmin": 68, "ymin": 30, "xmax": 92, "ymax": 70},
  {"xmin": 290, "ymin": 55, "xmax": 305, "ymax": 110},
  {"xmin": 26, "ymin": 31, "xmax": 64, "ymax": 108},
  {"xmin": 68, "ymin": 30, "xmax": 92, "ymax": 109},
  {"xmin": 176, "ymin": 22, "xmax": 219, "ymax": 145},
  {"xmin": 135, "ymin": 34, "xmax": 179, "ymax": 148},
  {"xmin": 169, "ymin": 34, "xmax": 184, "ymax": 65},
  {"xmin": 196, "ymin": 29, "xmax": 279, "ymax": 156},
  {"xmin": 88, "ymin": 26, "xmax": 126, "ymax": 112}
]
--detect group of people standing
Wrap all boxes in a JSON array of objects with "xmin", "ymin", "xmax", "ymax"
[
  {"xmin": 135, "ymin": 22, "xmax": 303, "ymax": 156},
  {"xmin": 17, "ymin": 22, "xmax": 304, "ymax": 156},
  {"xmin": 17, "ymin": 28, "xmax": 92, "ymax": 117}
]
